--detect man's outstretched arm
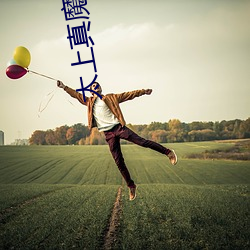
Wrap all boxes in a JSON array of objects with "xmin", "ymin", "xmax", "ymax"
[
  {"xmin": 57, "ymin": 80, "xmax": 88, "ymax": 106},
  {"xmin": 116, "ymin": 88, "xmax": 153, "ymax": 103}
]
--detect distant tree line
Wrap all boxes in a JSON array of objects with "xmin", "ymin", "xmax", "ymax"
[
  {"xmin": 29, "ymin": 118, "xmax": 250, "ymax": 145},
  {"xmin": 187, "ymin": 140, "xmax": 250, "ymax": 161}
]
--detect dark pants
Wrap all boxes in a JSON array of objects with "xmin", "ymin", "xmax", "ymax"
[{"xmin": 104, "ymin": 124, "xmax": 171, "ymax": 187}]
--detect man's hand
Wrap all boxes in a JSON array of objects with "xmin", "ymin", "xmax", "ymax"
[
  {"xmin": 145, "ymin": 89, "xmax": 152, "ymax": 95},
  {"xmin": 57, "ymin": 80, "xmax": 65, "ymax": 89}
]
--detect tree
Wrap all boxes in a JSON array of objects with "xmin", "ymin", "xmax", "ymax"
[
  {"xmin": 233, "ymin": 119, "xmax": 242, "ymax": 139},
  {"xmin": 29, "ymin": 118, "xmax": 250, "ymax": 145},
  {"xmin": 189, "ymin": 121, "xmax": 204, "ymax": 131},
  {"xmin": 55, "ymin": 125, "xmax": 69, "ymax": 145},
  {"xmin": 188, "ymin": 129, "xmax": 216, "ymax": 141},
  {"xmin": 181, "ymin": 122, "xmax": 189, "ymax": 142},
  {"xmin": 66, "ymin": 123, "xmax": 90, "ymax": 145},
  {"xmin": 239, "ymin": 118, "xmax": 250, "ymax": 138},
  {"xmin": 29, "ymin": 130, "xmax": 46, "ymax": 145},
  {"xmin": 45, "ymin": 129, "xmax": 57, "ymax": 145},
  {"xmin": 140, "ymin": 126, "xmax": 150, "ymax": 140},
  {"xmin": 66, "ymin": 127, "xmax": 76, "ymax": 145},
  {"xmin": 147, "ymin": 121, "xmax": 167, "ymax": 131},
  {"xmin": 87, "ymin": 128, "xmax": 106, "ymax": 145},
  {"xmin": 150, "ymin": 130, "xmax": 167, "ymax": 143},
  {"xmin": 213, "ymin": 121, "xmax": 221, "ymax": 139},
  {"xmin": 167, "ymin": 119, "xmax": 184, "ymax": 142}
]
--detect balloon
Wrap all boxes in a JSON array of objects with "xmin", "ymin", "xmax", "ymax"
[
  {"xmin": 6, "ymin": 65, "xmax": 27, "ymax": 79},
  {"xmin": 7, "ymin": 58, "xmax": 17, "ymax": 67},
  {"xmin": 13, "ymin": 46, "xmax": 31, "ymax": 68}
]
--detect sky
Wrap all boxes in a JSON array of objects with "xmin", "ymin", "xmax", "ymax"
[{"xmin": 0, "ymin": 0, "xmax": 249, "ymax": 144}]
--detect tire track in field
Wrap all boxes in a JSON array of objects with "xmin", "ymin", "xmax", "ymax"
[
  {"xmin": 79, "ymin": 159, "xmax": 112, "ymax": 185},
  {"xmin": 0, "ymin": 159, "xmax": 35, "ymax": 171},
  {"xmin": 166, "ymin": 165, "xmax": 186, "ymax": 184},
  {"xmin": 11, "ymin": 160, "xmax": 63, "ymax": 183},
  {"xmin": 54, "ymin": 159, "xmax": 83, "ymax": 184},
  {"xmin": 27, "ymin": 160, "xmax": 65, "ymax": 183},
  {"xmin": 180, "ymin": 167, "xmax": 207, "ymax": 185},
  {"xmin": 103, "ymin": 186, "xmax": 122, "ymax": 250},
  {"xmin": 79, "ymin": 159, "xmax": 101, "ymax": 185},
  {"xmin": 0, "ymin": 186, "xmax": 75, "ymax": 225}
]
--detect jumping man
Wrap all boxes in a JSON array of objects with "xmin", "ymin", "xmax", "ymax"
[{"xmin": 57, "ymin": 81, "xmax": 177, "ymax": 201}]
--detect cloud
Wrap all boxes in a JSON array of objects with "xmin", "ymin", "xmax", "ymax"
[
  {"xmin": 94, "ymin": 23, "xmax": 154, "ymax": 45},
  {"xmin": 93, "ymin": 22, "xmax": 156, "ymax": 62}
]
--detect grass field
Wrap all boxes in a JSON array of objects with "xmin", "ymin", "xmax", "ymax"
[{"xmin": 0, "ymin": 141, "xmax": 249, "ymax": 249}]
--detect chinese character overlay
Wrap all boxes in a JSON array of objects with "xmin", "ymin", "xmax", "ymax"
[
  {"xmin": 67, "ymin": 21, "xmax": 94, "ymax": 49},
  {"xmin": 76, "ymin": 74, "xmax": 102, "ymax": 102},
  {"xmin": 71, "ymin": 47, "xmax": 97, "ymax": 72},
  {"xmin": 61, "ymin": 0, "xmax": 90, "ymax": 21},
  {"xmin": 61, "ymin": 0, "xmax": 101, "ymax": 99}
]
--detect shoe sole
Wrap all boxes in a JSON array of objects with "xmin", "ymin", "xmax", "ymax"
[
  {"xmin": 172, "ymin": 150, "xmax": 178, "ymax": 165},
  {"xmin": 129, "ymin": 186, "xmax": 137, "ymax": 201},
  {"xmin": 129, "ymin": 194, "xmax": 136, "ymax": 201}
]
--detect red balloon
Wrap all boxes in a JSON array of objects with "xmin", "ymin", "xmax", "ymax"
[{"xmin": 6, "ymin": 65, "xmax": 27, "ymax": 79}]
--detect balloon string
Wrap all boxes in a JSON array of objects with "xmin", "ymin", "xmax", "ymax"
[
  {"xmin": 38, "ymin": 88, "xmax": 58, "ymax": 118},
  {"xmin": 67, "ymin": 99, "xmax": 75, "ymax": 106},
  {"xmin": 28, "ymin": 69, "xmax": 58, "ymax": 81},
  {"xmin": 28, "ymin": 69, "xmax": 76, "ymax": 116}
]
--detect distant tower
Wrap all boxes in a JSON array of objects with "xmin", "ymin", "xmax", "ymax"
[{"xmin": 0, "ymin": 131, "xmax": 4, "ymax": 146}]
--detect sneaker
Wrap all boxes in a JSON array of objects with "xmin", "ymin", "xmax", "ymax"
[
  {"xmin": 129, "ymin": 186, "xmax": 137, "ymax": 201},
  {"xmin": 168, "ymin": 150, "xmax": 178, "ymax": 165}
]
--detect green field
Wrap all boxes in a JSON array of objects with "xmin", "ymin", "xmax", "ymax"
[{"xmin": 0, "ymin": 141, "xmax": 249, "ymax": 249}]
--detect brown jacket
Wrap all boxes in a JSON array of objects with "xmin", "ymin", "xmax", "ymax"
[{"xmin": 64, "ymin": 86, "xmax": 147, "ymax": 129}]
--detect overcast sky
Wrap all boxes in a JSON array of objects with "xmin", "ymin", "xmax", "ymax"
[{"xmin": 0, "ymin": 0, "xmax": 249, "ymax": 144}]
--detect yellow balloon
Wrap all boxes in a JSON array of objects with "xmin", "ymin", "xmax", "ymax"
[{"xmin": 13, "ymin": 46, "xmax": 31, "ymax": 68}]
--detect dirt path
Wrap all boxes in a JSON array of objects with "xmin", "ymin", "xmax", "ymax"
[{"xmin": 103, "ymin": 186, "xmax": 123, "ymax": 250}]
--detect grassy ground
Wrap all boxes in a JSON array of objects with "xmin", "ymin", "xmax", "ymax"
[
  {"xmin": 0, "ymin": 141, "xmax": 249, "ymax": 249},
  {"xmin": 0, "ymin": 184, "xmax": 118, "ymax": 249},
  {"xmin": 120, "ymin": 184, "xmax": 250, "ymax": 250}
]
